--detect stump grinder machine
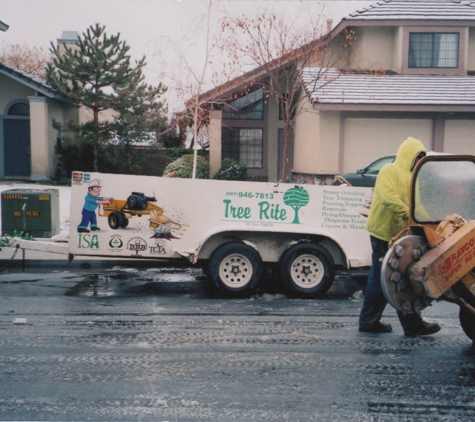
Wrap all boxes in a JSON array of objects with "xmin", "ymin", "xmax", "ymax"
[{"xmin": 381, "ymin": 154, "xmax": 475, "ymax": 341}]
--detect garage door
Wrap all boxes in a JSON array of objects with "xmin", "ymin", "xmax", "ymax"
[
  {"xmin": 444, "ymin": 120, "xmax": 475, "ymax": 155},
  {"xmin": 343, "ymin": 118, "xmax": 432, "ymax": 173}
]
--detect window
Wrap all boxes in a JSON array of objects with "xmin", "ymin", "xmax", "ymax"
[
  {"xmin": 222, "ymin": 128, "xmax": 263, "ymax": 168},
  {"xmin": 222, "ymin": 89, "xmax": 263, "ymax": 120},
  {"xmin": 409, "ymin": 33, "xmax": 459, "ymax": 68},
  {"xmin": 7, "ymin": 102, "xmax": 30, "ymax": 116}
]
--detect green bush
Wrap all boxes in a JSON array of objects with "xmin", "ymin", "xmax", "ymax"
[
  {"xmin": 163, "ymin": 154, "xmax": 209, "ymax": 179},
  {"xmin": 59, "ymin": 140, "xmax": 172, "ymax": 176},
  {"xmin": 213, "ymin": 158, "xmax": 249, "ymax": 181}
]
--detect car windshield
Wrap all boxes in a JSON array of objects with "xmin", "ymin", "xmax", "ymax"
[
  {"xmin": 413, "ymin": 158, "xmax": 475, "ymax": 222},
  {"xmin": 365, "ymin": 156, "xmax": 394, "ymax": 175}
]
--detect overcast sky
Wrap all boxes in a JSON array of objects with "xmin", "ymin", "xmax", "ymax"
[{"xmin": 1, "ymin": 0, "xmax": 374, "ymax": 110}]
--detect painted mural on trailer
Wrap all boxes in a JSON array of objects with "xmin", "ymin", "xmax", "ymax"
[{"xmin": 71, "ymin": 172, "xmax": 185, "ymax": 257}]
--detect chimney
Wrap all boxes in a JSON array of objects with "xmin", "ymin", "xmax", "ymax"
[
  {"xmin": 57, "ymin": 31, "xmax": 79, "ymax": 56},
  {"xmin": 58, "ymin": 31, "xmax": 79, "ymax": 44},
  {"xmin": 326, "ymin": 19, "xmax": 333, "ymax": 34}
]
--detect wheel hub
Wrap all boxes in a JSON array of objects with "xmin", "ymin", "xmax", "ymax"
[
  {"xmin": 219, "ymin": 254, "xmax": 253, "ymax": 288},
  {"xmin": 290, "ymin": 254, "xmax": 324, "ymax": 288},
  {"xmin": 230, "ymin": 265, "xmax": 241, "ymax": 276}
]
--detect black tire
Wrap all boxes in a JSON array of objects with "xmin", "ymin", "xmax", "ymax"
[
  {"xmin": 459, "ymin": 307, "xmax": 475, "ymax": 341},
  {"xmin": 279, "ymin": 243, "xmax": 335, "ymax": 298},
  {"xmin": 120, "ymin": 214, "xmax": 129, "ymax": 228},
  {"xmin": 127, "ymin": 195, "xmax": 138, "ymax": 209},
  {"xmin": 108, "ymin": 212, "xmax": 124, "ymax": 230},
  {"xmin": 207, "ymin": 242, "xmax": 263, "ymax": 298}
]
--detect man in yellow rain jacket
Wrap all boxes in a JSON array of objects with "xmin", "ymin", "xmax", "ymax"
[{"xmin": 359, "ymin": 137, "xmax": 441, "ymax": 336}]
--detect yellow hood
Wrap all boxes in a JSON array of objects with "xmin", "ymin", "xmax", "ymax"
[{"xmin": 366, "ymin": 137, "xmax": 427, "ymax": 242}]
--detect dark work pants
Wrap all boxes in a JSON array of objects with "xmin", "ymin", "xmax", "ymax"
[{"xmin": 359, "ymin": 235, "xmax": 424, "ymax": 330}]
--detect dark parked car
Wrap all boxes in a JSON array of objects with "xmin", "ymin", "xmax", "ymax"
[{"xmin": 334, "ymin": 154, "xmax": 396, "ymax": 187}]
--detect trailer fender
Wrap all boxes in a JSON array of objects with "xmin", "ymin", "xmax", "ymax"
[{"xmin": 195, "ymin": 229, "xmax": 347, "ymax": 268}]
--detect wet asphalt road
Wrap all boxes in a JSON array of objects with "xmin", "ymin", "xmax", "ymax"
[{"xmin": 1, "ymin": 262, "xmax": 475, "ymax": 422}]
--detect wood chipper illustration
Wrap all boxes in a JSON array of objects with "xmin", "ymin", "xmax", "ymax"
[
  {"xmin": 99, "ymin": 191, "xmax": 181, "ymax": 234},
  {"xmin": 381, "ymin": 154, "xmax": 475, "ymax": 341}
]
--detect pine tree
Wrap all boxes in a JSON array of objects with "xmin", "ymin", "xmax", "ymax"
[{"xmin": 46, "ymin": 23, "xmax": 167, "ymax": 172}]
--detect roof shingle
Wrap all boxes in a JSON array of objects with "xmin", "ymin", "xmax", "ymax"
[
  {"xmin": 344, "ymin": 0, "xmax": 475, "ymax": 22},
  {"xmin": 302, "ymin": 68, "xmax": 475, "ymax": 106}
]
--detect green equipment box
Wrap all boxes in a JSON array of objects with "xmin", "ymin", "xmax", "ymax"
[{"xmin": 1, "ymin": 189, "xmax": 60, "ymax": 238}]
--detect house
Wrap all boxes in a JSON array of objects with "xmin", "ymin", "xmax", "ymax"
[
  {"xmin": 0, "ymin": 31, "xmax": 119, "ymax": 181},
  {"xmin": 0, "ymin": 61, "xmax": 66, "ymax": 180},
  {"xmin": 203, "ymin": 0, "xmax": 475, "ymax": 184},
  {"xmin": 0, "ymin": 32, "xmax": 80, "ymax": 181}
]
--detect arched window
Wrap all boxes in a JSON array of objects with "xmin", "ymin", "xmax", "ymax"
[{"xmin": 7, "ymin": 102, "xmax": 30, "ymax": 116}]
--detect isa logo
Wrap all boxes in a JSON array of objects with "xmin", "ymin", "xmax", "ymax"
[{"xmin": 77, "ymin": 233, "xmax": 99, "ymax": 249}]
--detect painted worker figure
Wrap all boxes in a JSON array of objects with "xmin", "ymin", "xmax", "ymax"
[
  {"xmin": 359, "ymin": 136, "xmax": 441, "ymax": 336},
  {"xmin": 77, "ymin": 179, "xmax": 114, "ymax": 233}
]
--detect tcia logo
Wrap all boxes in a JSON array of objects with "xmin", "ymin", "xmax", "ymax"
[
  {"xmin": 109, "ymin": 235, "xmax": 123, "ymax": 250},
  {"xmin": 149, "ymin": 240, "xmax": 166, "ymax": 255},
  {"xmin": 127, "ymin": 237, "xmax": 148, "ymax": 255}
]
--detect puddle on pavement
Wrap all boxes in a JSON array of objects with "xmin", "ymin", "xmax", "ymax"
[{"xmin": 65, "ymin": 267, "xmax": 206, "ymax": 297}]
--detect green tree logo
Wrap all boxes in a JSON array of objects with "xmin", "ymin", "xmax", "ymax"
[{"xmin": 283, "ymin": 187, "xmax": 309, "ymax": 224}]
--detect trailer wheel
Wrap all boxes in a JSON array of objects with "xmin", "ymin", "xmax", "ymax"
[
  {"xmin": 459, "ymin": 307, "xmax": 475, "ymax": 341},
  {"xmin": 120, "ymin": 214, "xmax": 129, "ymax": 228},
  {"xmin": 108, "ymin": 212, "xmax": 125, "ymax": 230},
  {"xmin": 280, "ymin": 243, "xmax": 335, "ymax": 298},
  {"xmin": 207, "ymin": 242, "xmax": 263, "ymax": 298}
]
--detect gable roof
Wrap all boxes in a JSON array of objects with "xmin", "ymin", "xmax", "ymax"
[
  {"xmin": 343, "ymin": 0, "xmax": 475, "ymax": 21},
  {"xmin": 328, "ymin": 0, "xmax": 475, "ymax": 42},
  {"xmin": 0, "ymin": 61, "xmax": 62, "ymax": 100},
  {"xmin": 199, "ymin": 0, "xmax": 475, "ymax": 108},
  {"xmin": 302, "ymin": 68, "xmax": 475, "ymax": 111},
  {"xmin": 342, "ymin": 0, "xmax": 475, "ymax": 22}
]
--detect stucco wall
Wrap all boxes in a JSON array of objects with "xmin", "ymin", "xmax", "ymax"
[
  {"xmin": 29, "ymin": 97, "xmax": 50, "ymax": 180},
  {"xmin": 349, "ymin": 26, "xmax": 397, "ymax": 71},
  {"xmin": 292, "ymin": 96, "xmax": 320, "ymax": 174},
  {"xmin": 48, "ymin": 99, "xmax": 68, "ymax": 176},
  {"xmin": 316, "ymin": 111, "xmax": 340, "ymax": 174},
  {"xmin": 0, "ymin": 74, "xmax": 34, "ymax": 112}
]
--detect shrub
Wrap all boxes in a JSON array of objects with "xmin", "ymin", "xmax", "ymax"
[
  {"xmin": 59, "ymin": 140, "xmax": 171, "ymax": 177},
  {"xmin": 163, "ymin": 154, "xmax": 209, "ymax": 179},
  {"xmin": 213, "ymin": 158, "xmax": 249, "ymax": 181}
]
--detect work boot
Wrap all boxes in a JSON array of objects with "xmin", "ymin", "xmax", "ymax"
[
  {"xmin": 404, "ymin": 321, "xmax": 441, "ymax": 337},
  {"xmin": 359, "ymin": 321, "xmax": 393, "ymax": 333},
  {"xmin": 77, "ymin": 228, "xmax": 90, "ymax": 233}
]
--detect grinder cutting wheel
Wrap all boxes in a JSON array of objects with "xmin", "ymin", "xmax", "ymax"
[{"xmin": 381, "ymin": 235, "xmax": 433, "ymax": 315}]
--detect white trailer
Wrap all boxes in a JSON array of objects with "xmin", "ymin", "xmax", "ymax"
[{"xmin": 7, "ymin": 172, "xmax": 373, "ymax": 298}]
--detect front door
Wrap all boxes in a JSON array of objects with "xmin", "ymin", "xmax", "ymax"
[{"xmin": 3, "ymin": 118, "xmax": 31, "ymax": 177}]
